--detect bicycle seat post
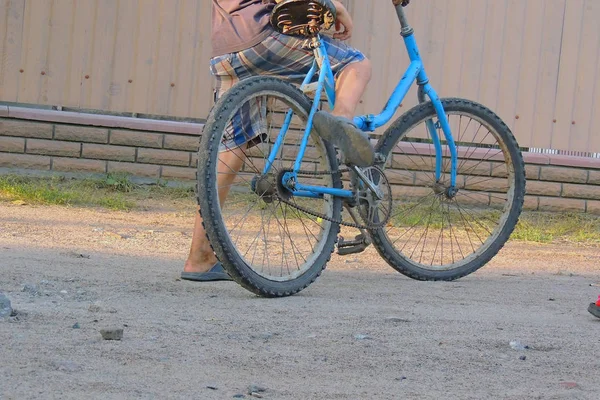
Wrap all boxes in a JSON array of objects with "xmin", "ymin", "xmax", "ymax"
[{"xmin": 394, "ymin": 5, "xmax": 413, "ymax": 37}]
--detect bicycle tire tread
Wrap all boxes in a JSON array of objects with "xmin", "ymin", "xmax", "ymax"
[
  {"xmin": 197, "ymin": 76, "xmax": 341, "ymax": 297},
  {"xmin": 372, "ymin": 98, "xmax": 525, "ymax": 281}
]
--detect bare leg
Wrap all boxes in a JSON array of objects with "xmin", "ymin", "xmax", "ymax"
[
  {"xmin": 332, "ymin": 58, "xmax": 372, "ymax": 119},
  {"xmin": 313, "ymin": 58, "xmax": 374, "ymax": 166},
  {"xmin": 184, "ymin": 145, "xmax": 247, "ymax": 273},
  {"xmin": 184, "ymin": 59, "xmax": 371, "ymax": 273}
]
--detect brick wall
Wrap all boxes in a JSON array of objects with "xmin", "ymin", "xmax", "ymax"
[
  {"xmin": 1, "ymin": 117, "xmax": 600, "ymax": 215},
  {"xmin": 522, "ymin": 154, "xmax": 600, "ymax": 214},
  {"xmin": 0, "ymin": 118, "xmax": 199, "ymax": 181},
  {"xmin": 385, "ymin": 151, "xmax": 600, "ymax": 215}
]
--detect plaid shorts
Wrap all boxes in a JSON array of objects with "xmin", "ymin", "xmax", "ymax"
[{"xmin": 210, "ymin": 30, "xmax": 365, "ymax": 151}]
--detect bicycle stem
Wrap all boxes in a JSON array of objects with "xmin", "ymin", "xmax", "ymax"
[{"xmin": 394, "ymin": 4, "xmax": 414, "ymax": 37}]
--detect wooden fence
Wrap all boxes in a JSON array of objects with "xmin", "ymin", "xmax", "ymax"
[
  {"xmin": 0, "ymin": 0, "xmax": 213, "ymax": 119},
  {"xmin": 1, "ymin": 0, "xmax": 600, "ymax": 153}
]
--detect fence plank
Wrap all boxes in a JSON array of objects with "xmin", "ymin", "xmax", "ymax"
[
  {"xmin": 169, "ymin": 0, "xmax": 201, "ymax": 117},
  {"xmin": 85, "ymin": 0, "xmax": 119, "ymax": 111},
  {"xmin": 569, "ymin": 0, "xmax": 600, "ymax": 153},
  {"xmin": 130, "ymin": 0, "xmax": 160, "ymax": 113},
  {"xmin": 552, "ymin": 0, "xmax": 585, "ymax": 151},
  {"xmin": 529, "ymin": 0, "xmax": 565, "ymax": 150},
  {"xmin": 589, "ymin": 29, "xmax": 600, "ymax": 154},
  {"xmin": 477, "ymin": 0, "xmax": 508, "ymax": 113},
  {"xmin": 17, "ymin": 0, "xmax": 52, "ymax": 103},
  {"xmin": 424, "ymin": 0, "xmax": 449, "ymax": 98},
  {"xmin": 512, "ymin": 0, "xmax": 545, "ymax": 149},
  {"xmin": 148, "ymin": 0, "xmax": 179, "ymax": 115},
  {"xmin": 495, "ymin": 0, "xmax": 527, "ymax": 135},
  {"xmin": 0, "ymin": 0, "xmax": 8, "ymax": 92},
  {"xmin": 439, "ymin": 0, "xmax": 468, "ymax": 100},
  {"xmin": 188, "ymin": 2, "xmax": 212, "ymax": 119},
  {"xmin": 64, "ymin": 0, "xmax": 95, "ymax": 108},
  {"xmin": 0, "ymin": 0, "xmax": 26, "ymax": 100},
  {"xmin": 45, "ymin": 0, "xmax": 75, "ymax": 107},
  {"xmin": 107, "ymin": 0, "xmax": 137, "ymax": 113},
  {"xmin": 457, "ymin": 0, "xmax": 487, "ymax": 103}
]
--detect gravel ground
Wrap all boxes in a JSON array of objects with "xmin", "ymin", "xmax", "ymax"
[{"xmin": 0, "ymin": 203, "xmax": 599, "ymax": 400}]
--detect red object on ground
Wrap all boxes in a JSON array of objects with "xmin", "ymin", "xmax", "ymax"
[{"xmin": 596, "ymin": 295, "xmax": 600, "ymax": 307}]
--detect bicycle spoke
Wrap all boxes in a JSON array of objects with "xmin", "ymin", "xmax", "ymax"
[
  {"xmin": 446, "ymin": 202, "xmax": 463, "ymax": 261},
  {"xmin": 374, "ymin": 104, "xmax": 523, "ymax": 275},
  {"xmin": 432, "ymin": 197, "xmax": 445, "ymax": 266},
  {"xmin": 395, "ymin": 196, "xmax": 438, "ymax": 251},
  {"xmin": 275, "ymin": 203, "xmax": 291, "ymax": 276},
  {"xmin": 453, "ymin": 201, "xmax": 484, "ymax": 249},
  {"xmin": 454, "ymin": 202, "xmax": 494, "ymax": 237},
  {"xmin": 414, "ymin": 196, "xmax": 437, "ymax": 263},
  {"xmin": 245, "ymin": 201, "xmax": 276, "ymax": 266}
]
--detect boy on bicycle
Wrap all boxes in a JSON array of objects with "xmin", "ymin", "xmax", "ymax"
[{"xmin": 182, "ymin": 0, "xmax": 407, "ymax": 281}]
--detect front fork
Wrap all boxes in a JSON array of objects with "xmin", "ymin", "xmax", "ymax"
[{"xmin": 418, "ymin": 84, "xmax": 458, "ymax": 192}]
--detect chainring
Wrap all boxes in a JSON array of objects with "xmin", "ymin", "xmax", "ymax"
[{"xmin": 353, "ymin": 166, "xmax": 393, "ymax": 229}]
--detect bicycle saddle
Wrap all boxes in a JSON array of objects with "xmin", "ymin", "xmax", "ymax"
[{"xmin": 270, "ymin": 0, "xmax": 337, "ymax": 38}]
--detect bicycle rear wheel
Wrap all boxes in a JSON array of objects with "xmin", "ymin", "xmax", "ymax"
[
  {"xmin": 197, "ymin": 76, "xmax": 342, "ymax": 297},
  {"xmin": 371, "ymin": 98, "xmax": 525, "ymax": 280}
]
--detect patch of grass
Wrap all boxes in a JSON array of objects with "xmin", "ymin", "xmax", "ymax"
[
  {"xmin": 145, "ymin": 181, "xmax": 195, "ymax": 199},
  {"xmin": 388, "ymin": 201, "xmax": 600, "ymax": 245},
  {"xmin": 512, "ymin": 212, "xmax": 600, "ymax": 245},
  {"xmin": 1, "ymin": 173, "xmax": 599, "ymax": 245},
  {"xmin": 0, "ymin": 174, "xmax": 136, "ymax": 210},
  {"xmin": 0, "ymin": 172, "xmax": 206, "ymax": 211},
  {"xmin": 90, "ymin": 173, "xmax": 139, "ymax": 193}
]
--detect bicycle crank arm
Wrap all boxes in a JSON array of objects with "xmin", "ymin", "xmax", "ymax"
[
  {"xmin": 350, "ymin": 165, "xmax": 384, "ymax": 200},
  {"xmin": 337, "ymin": 205, "xmax": 372, "ymax": 256}
]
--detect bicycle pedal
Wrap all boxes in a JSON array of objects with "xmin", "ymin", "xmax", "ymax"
[{"xmin": 337, "ymin": 234, "xmax": 369, "ymax": 256}]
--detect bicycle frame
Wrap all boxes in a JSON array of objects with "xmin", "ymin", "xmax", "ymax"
[{"xmin": 265, "ymin": 4, "xmax": 459, "ymax": 200}]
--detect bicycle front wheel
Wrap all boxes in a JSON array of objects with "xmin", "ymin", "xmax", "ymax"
[
  {"xmin": 197, "ymin": 76, "xmax": 342, "ymax": 297},
  {"xmin": 372, "ymin": 98, "xmax": 525, "ymax": 280}
]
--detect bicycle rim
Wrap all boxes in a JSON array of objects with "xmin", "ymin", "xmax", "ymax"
[
  {"xmin": 372, "ymin": 98, "xmax": 524, "ymax": 279},
  {"xmin": 199, "ymin": 79, "xmax": 341, "ymax": 289}
]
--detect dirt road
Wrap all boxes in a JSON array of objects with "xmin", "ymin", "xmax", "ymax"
[{"xmin": 1, "ymin": 204, "xmax": 599, "ymax": 399}]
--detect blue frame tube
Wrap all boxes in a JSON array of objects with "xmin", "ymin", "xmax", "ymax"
[
  {"xmin": 421, "ymin": 83, "xmax": 458, "ymax": 186},
  {"xmin": 264, "ymin": 60, "xmax": 321, "ymax": 175},
  {"xmin": 425, "ymin": 117, "xmax": 443, "ymax": 182},
  {"xmin": 314, "ymin": 39, "xmax": 336, "ymax": 108},
  {"xmin": 403, "ymin": 34, "xmax": 429, "ymax": 84},
  {"xmin": 293, "ymin": 57, "xmax": 327, "ymax": 172},
  {"xmin": 302, "ymin": 61, "xmax": 319, "ymax": 88},
  {"xmin": 291, "ymin": 191, "xmax": 321, "ymax": 199},
  {"xmin": 274, "ymin": 29, "xmax": 460, "ymax": 195},
  {"xmin": 295, "ymin": 184, "xmax": 353, "ymax": 198},
  {"xmin": 264, "ymin": 108, "xmax": 294, "ymax": 175},
  {"xmin": 354, "ymin": 60, "xmax": 422, "ymax": 131}
]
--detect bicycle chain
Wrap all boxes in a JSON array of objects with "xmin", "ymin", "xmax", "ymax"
[{"xmin": 275, "ymin": 168, "xmax": 388, "ymax": 230}]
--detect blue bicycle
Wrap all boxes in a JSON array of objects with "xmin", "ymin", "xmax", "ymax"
[{"xmin": 197, "ymin": 1, "xmax": 526, "ymax": 297}]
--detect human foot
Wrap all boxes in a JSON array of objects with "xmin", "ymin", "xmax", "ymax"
[
  {"xmin": 181, "ymin": 262, "xmax": 232, "ymax": 282},
  {"xmin": 183, "ymin": 256, "xmax": 219, "ymax": 274}
]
